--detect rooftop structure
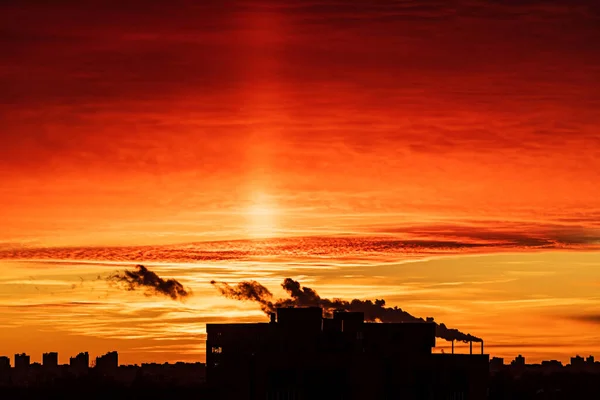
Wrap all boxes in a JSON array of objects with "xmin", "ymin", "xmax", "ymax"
[
  {"xmin": 14, "ymin": 353, "xmax": 30, "ymax": 370},
  {"xmin": 42, "ymin": 352, "xmax": 58, "ymax": 368}
]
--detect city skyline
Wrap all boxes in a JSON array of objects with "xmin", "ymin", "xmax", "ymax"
[
  {"xmin": 1, "ymin": 310, "xmax": 600, "ymax": 400},
  {"xmin": 2, "ymin": 0, "xmax": 600, "ymax": 365},
  {"xmin": 3, "ymin": 345, "xmax": 600, "ymax": 369}
]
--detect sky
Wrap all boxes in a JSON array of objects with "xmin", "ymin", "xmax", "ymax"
[{"xmin": 1, "ymin": 0, "xmax": 600, "ymax": 365}]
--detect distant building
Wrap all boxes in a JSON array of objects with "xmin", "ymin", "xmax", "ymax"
[
  {"xmin": 490, "ymin": 357, "xmax": 504, "ymax": 366},
  {"xmin": 42, "ymin": 352, "xmax": 59, "ymax": 368},
  {"xmin": 0, "ymin": 356, "xmax": 10, "ymax": 385},
  {"xmin": 490, "ymin": 357, "xmax": 504, "ymax": 372},
  {"xmin": 511, "ymin": 354, "xmax": 525, "ymax": 366},
  {"xmin": 571, "ymin": 355, "xmax": 585, "ymax": 366},
  {"xmin": 95, "ymin": 351, "xmax": 118, "ymax": 375},
  {"xmin": 587, "ymin": 355, "xmax": 595, "ymax": 364},
  {"xmin": 0, "ymin": 356, "xmax": 10, "ymax": 369},
  {"xmin": 542, "ymin": 360, "xmax": 562, "ymax": 366},
  {"xmin": 207, "ymin": 307, "xmax": 489, "ymax": 400},
  {"xmin": 14, "ymin": 353, "xmax": 30, "ymax": 370},
  {"xmin": 69, "ymin": 352, "xmax": 90, "ymax": 375},
  {"xmin": 70, "ymin": 352, "xmax": 89, "ymax": 367},
  {"xmin": 541, "ymin": 359, "xmax": 563, "ymax": 373}
]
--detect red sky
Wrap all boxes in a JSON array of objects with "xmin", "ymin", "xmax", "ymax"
[{"xmin": 1, "ymin": 0, "xmax": 599, "ymax": 365}]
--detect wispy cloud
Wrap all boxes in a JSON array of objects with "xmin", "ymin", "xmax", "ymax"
[{"xmin": 566, "ymin": 314, "xmax": 600, "ymax": 325}]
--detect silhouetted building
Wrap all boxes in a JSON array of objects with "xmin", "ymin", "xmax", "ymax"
[
  {"xmin": 0, "ymin": 355, "xmax": 10, "ymax": 383},
  {"xmin": 542, "ymin": 360, "xmax": 562, "ymax": 367},
  {"xmin": 69, "ymin": 352, "xmax": 89, "ymax": 367},
  {"xmin": 490, "ymin": 357, "xmax": 504, "ymax": 366},
  {"xmin": 0, "ymin": 356, "xmax": 10, "ymax": 385},
  {"xmin": 42, "ymin": 352, "xmax": 58, "ymax": 368},
  {"xmin": 586, "ymin": 355, "xmax": 595, "ymax": 364},
  {"xmin": 571, "ymin": 354, "xmax": 584, "ymax": 366},
  {"xmin": 69, "ymin": 351, "xmax": 90, "ymax": 376},
  {"xmin": 511, "ymin": 354, "xmax": 525, "ymax": 367},
  {"xmin": 489, "ymin": 357, "xmax": 504, "ymax": 374},
  {"xmin": 95, "ymin": 351, "xmax": 118, "ymax": 375},
  {"xmin": 14, "ymin": 353, "xmax": 30, "ymax": 370},
  {"xmin": 0, "ymin": 356, "xmax": 10, "ymax": 369},
  {"xmin": 541, "ymin": 359, "xmax": 563, "ymax": 374},
  {"xmin": 207, "ymin": 307, "xmax": 489, "ymax": 400}
]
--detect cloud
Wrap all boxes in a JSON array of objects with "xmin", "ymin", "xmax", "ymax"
[
  {"xmin": 1, "ymin": 279, "xmax": 72, "ymax": 286},
  {"xmin": 370, "ymin": 222, "xmax": 600, "ymax": 249},
  {"xmin": 485, "ymin": 342, "xmax": 574, "ymax": 349},
  {"xmin": 1, "ymin": 221, "xmax": 598, "ymax": 265},
  {"xmin": 0, "ymin": 301, "xmax": 104, "ymax": 309},
  {"xmin": 1, "ymin": 0, "xmax": 599, "ymax": 176},
  {"xmin": 567, "ymin": 314, "xmax": 600, "ymax": 325}
]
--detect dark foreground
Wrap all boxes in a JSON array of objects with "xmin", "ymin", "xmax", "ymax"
[{"xmin": 2, "ymin": 374, "xmax": 600, "ymax": 400}]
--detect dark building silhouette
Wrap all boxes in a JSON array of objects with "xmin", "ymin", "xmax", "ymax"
[
  {"xmin": 42, "ymin": 352, "xmax": 58, "ymax": 368},
  {"xmin": 541, "ymin": 360, "xmax": 562, "ymax": 367},
  {"xmin": 571, "ymin": 354, "xmax": 585, "ymax": 367},
  {"xmin": 511, "ymin": 354, "xmax": 525, "ymax": 367},
  {"xmin": 489, "ymin": 357, "xmax": 504, "ymax": 374},
  {"xmin": 490, "ymin": 357, "xmax": 504, "ymax": 366},
  {"xmin": 69, "ymin": 351, "xmax": 89, "ymax": 375},
  {"xmin": 0, "ymin": 356, "xmax": 10, "ymax": 369},
  {"xmin": 489, "ymin": 354, "xmax": 600, "ymax": 399},
  {"xmin": 0, "ymin": 355, "xmax": 10, "ymax": 384},
  {"xmin": 207, "ymin": 307, "xmax": 489, "ymax": 400},
  {"xmin": 14, "ymin": 353, "xmax": 30, "ymax": 370},
  {"xmin": 95, "ymin": 351, "xmax": 118, "ymax": 375},
  {"xmin": 69, "ymin": 351, "xmax": 90, "ymax": 369},
  {"xmin": 586, "ymin": 355, "xmax": 595, "ymax": 364}
]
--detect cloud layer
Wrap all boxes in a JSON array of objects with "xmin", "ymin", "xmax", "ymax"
[
  {"xmin": 1, "ymin": 0, "xmax": 600, "ymax": 249},
  {"xmin": 1, "ymin": 221, "xmax": 598, "ymax": 264}
]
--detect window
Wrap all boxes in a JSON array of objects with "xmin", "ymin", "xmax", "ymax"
[{"xmin": 211, "ymin": 346, "xmax": 223, "ymax": 354}]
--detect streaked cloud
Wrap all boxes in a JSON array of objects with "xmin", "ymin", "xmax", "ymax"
[
  {"xmin": 566, "ymin": 314, "xmax": 600, "ymax": 325},
  {"xmin": 1, "ymin": 223, "xmax": 599, "ymax": 265}
]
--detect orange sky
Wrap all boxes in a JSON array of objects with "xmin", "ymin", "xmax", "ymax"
[{"xmin": 1, "ymin": 0, "xmax": 600, "ymax": 365}]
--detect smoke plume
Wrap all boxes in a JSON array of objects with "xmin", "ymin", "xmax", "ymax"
[
  {"xmin": 213, "ymin": 278, "xmax": 481, "ymax": 343},
  {"xmin": 210, "ymin": 280, "xmax": 274, "ymax": 313},
  {"xmin": 108, "ymin": 265, "xmax": 191, "ymax": 301}
]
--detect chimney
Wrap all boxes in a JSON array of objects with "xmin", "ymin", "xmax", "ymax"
[
  {"xmin": 481, "ymin": 340, "xmax": 484, "ymax": 355},
  {"xmin": 452, "ymin": 340, "xmax": 455, "ymax": 354},
  {"xmin": 270, "ymin": 313, "xmax": 276, "ymax": 324},
  {"xmin": 469, "ymin": 341, "xmax": 473, "ymax": 355}
]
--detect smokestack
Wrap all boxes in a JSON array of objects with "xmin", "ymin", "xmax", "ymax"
[
  {"xmin": 470, "ymin": 341, "xmax": 473, "ymax": 355},
  {"xmin": 452, "ymin": 340, "xmax": 455, "ymax": 354},
  {"xmin": 481, "ymin": 340, "xmax": 484, "ymax": 355},
  {"xmin": 270, "ymin": 313, "xmax": 276, "ymax": 324}
]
